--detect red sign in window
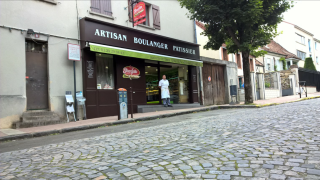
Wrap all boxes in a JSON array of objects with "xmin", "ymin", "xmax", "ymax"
[{"xmin": 133, "ymin": 2, "xmax": 146, "ymax": 26}]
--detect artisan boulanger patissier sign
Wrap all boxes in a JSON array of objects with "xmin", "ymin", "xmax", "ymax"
[{"xmin": 80, "ymin": 18, "xmax": 200, "ymax": 60}]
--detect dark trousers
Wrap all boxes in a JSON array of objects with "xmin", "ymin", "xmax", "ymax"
[{"xmin": 162, "ymin": 98, "xmax": 171, "ymax": 105}]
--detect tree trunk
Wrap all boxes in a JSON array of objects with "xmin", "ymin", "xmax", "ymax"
[{"xmin": 242, "ymin": 51, "xmax": 253, "ymax": 104}]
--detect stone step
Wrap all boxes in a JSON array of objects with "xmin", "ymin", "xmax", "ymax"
[
  {"xmin": 22, "ymin": 111, "xmax": 56, "ymax": 117},
  {"xmin": 13, "ymin": 119, "xmax": 67, "ymax": 129},
  {"xmin": 137, "ymin": 103, "xmax": 202, "ymax": 113},
  {"xmin": 13, "ymin": 110, "xmax": 65, "ymax": 129},
  {"xmin": 22, "ymin": 115, "xmax": 60, "ymax": 122}
]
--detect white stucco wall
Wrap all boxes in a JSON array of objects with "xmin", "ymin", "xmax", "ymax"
[
  {"xmin": 275, "ymin": 21, "xmax": 320, "ymax": 70},
  {"xmin": 265, "ymin": 89, "xmax": 280, "ymax": 99}
]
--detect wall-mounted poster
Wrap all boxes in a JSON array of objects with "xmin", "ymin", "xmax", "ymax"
[
  {"xmin": 123, "ymin": 66, "xmax": 140, "ymax": 79},
  {"xmin": 67, "ymin": 43, "xmax": 81, "ymax": 61}
]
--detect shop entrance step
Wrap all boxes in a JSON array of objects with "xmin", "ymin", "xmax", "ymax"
[{"xmin": 137, "ymin": 103, "xmax": 202, "ymax": 113}]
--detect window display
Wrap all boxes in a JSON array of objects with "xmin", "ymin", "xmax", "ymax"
[{"xmin": 96, "ymin": 54, "xmax": 114, "ymax": 89}]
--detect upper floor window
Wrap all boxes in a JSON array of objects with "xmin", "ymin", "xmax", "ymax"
[
  {"xmin": 316, "ymin": 42, "xmax": 318, "ymax": 50},
  {"xmin": 128, "ymin": 0, "xmax": 160, "ymax": 29},
  {"xmin": 222, "ymin": 48, "xmax": 228, "ymax": 61},
  {"xmin": 237, "ymin": 53, "xmax": 241, "ymax": 69},
  {"xmin": 297, "ymin": 50, "xmax": 306, "ymax": 60},
  {"xmin": 91, "ymin": 0, "xmax": 112, "ymax": 16},
  {"xmin": 296, "ymin": 34, "xmax": 305, "ymax": 44},
  {"xmin": 308, "ymin": 39, "xmax": 311, "ymax": 52}
]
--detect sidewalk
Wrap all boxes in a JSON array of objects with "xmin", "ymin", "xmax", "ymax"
[{"xmin": 1, "ymin": 92, "xmax": 319, "ymax": 142}]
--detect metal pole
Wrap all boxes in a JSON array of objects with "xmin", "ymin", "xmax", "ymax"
[
  {"xmin": 131, "ymin": 0, "xmax": 134, "ymax": 28},
  {"xmin": 74, "ymin": 61, "xmax": 77, "ymax": 121},
  {"xmin": 117, "ymin": 90, "xmax": 120, "ymax": 120},
  {"xmin": 306, "ymin": 82, "xmax": 307, "ymax": 97},
  {"xmin": 130, "ymin": 87, "xmax": 133, "ymax": 119}
]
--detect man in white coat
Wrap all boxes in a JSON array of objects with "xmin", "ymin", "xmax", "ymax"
[{"xmin": 158, "ymin": 75, "xmax": 172, "ymax": 107}]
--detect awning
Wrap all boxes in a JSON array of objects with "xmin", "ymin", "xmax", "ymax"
[{"xmin": 89, "ymin": 43, "xmax": 203, "ymax": 67}]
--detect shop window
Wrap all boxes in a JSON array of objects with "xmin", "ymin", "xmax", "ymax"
[
  {"xmin": 96, "ymin": 54, "xmax": 114, "ymax": 89},
  {"xmin": 90, "ymin": 0, "xmax": 112, "ymax": 16}
]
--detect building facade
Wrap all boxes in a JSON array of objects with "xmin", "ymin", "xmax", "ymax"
[
  {"xmin": 274, "ymin": 21, "xmax": 320, "ymax": 71},
  {"xmin": 0, "ymin": 0, "xmax": 202, "ymax": 127}
]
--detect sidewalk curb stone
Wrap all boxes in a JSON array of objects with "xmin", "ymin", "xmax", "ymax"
[{"xmin": 0, "ymin": 96, "xmax": 319, "ymax": 142}]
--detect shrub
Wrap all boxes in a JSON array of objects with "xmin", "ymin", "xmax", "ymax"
[
  {"xmin": 265, "ymin": 82, "xmax": 271, "ymax": 88},
  {"xmin": 304, "ymin": 57, "xmax": 316, "ymax": 71}
]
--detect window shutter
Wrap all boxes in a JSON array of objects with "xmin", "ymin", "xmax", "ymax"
[
  {"xmin": 100, "ymin": 0, "xmax": 112, "ymax": 16},
  {"xmin": 152, "ymin": 5, "xmax": 160, "ymax": 30},
  {"xmin": 91, "ymin": 0, "xmax": 101, "ymax": 13},
  {"xmin": 128, "ymin": 0, "xmax": 137, "ymax": 22}
]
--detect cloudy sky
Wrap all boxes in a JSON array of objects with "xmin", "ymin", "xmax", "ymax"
[{"xmin": 282, "ymin": 0, "xmax": 320, "ymax": 39}]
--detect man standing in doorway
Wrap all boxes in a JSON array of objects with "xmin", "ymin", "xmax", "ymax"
[{"xmin": 159, "ymin": 75, "xmax": 172, "ymax": 107}]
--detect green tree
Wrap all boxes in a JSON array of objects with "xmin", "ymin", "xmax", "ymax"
[
  {"xmin": 304, "ymin": 57, "xmax": 316, "ymax": 71},
  {"xmin": 178, "ymin": 0, "xmax": 292, "ymax": 103}
]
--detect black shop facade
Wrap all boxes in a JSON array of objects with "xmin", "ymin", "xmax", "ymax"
[{"xmin": 80, "ymin": 17, "xmax": 203, "ymax": 119}]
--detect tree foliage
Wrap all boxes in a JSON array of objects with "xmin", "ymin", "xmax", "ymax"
[
  {"xmin": 304, "ymin": 57, "xmax": 316, "ymax": 71},
  {"xmin": 178, "ymin": 0, "xmax": 292, "ymax": 103}
]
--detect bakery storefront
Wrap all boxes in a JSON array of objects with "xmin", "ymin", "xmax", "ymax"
[{"xmin": 80, "ymin": 17, "xmax": 203, "ymax": 119}]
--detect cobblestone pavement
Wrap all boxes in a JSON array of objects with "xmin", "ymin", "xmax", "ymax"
[{"xmin": 1, "ymin": 99, "xmax": 320, "ymax": 180}]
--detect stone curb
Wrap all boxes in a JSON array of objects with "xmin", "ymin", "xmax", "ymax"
[{"xmin": 0, "ymin": 97, "xmax": 319, "ymax": 142}]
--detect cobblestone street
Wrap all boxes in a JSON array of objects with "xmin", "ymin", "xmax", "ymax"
[{"xmin": 1, "ymin": 99, "xmax": 320, "ymax": 180}]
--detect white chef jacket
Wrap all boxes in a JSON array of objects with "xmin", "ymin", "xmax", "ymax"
[{"xmin": 159, "ymin": 79, "xmax": 170, "ymax": 99}]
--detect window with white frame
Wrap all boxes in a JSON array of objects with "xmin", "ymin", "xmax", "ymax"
[
  {"xmin": 316, "ymin": 42, "xmax": 318, "ymax": 50},
  {"xmin": 316, "ymin": 56, "xmax": 319, "ymax": 64},
  {"xmin": 266, "ymin": 58, "xmax": 271, "ymax": 71},
  {"xmin": 296, "ymin": 34, "xmax": 305, "ymax": 44},
  {"xmin": 279, "ymin": 60, "xmax": 283, "ymax": 70},
  {"xmin": 297, "ymin": 50, "xmax": 306, "ymax": 60}
]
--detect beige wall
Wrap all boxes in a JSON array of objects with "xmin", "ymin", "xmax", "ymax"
[{"xmin": 196, "ymin": 26, "xmax": 220, "ymax": 59}]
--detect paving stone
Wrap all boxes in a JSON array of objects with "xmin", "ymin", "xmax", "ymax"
[
  {"xmin": 223, "ymin": 171, "xmax": 239, "ymax": 175},
  {"xmin": 217, "ymin": 174, "xmax": 231, "ymax": 179},
  {"xmin": 202, "ymin": 163, "xmax": 212, "ymax": 168},
  {"xmin": 241, "ymin": 171, "xmax": 253, "ymax": 176},
  {"xmin": 302, "ymin": 164, "xmax": 315, "ymax": 168},
  {"xmin": 202, "ymin": 174, "xmax": 216, "ymax": 179},
  {"xmin": 307, "ymin": 169, "xmax": 320, "ymax": 176},
  {"xmin": 288, "ymin": 159, "xmax": 304, "ymax": 163},
  {"xmin": 171, "ymin": 171, "xmax": 183, "ymax": 176},
  {"xmin": 123, "ymin": 171, "xmax": 138, "ymax": 177},
  {"xmin": 186, "ymin": 174, "xmax": 201, "ymax": 179},
  {"xmin": 220, "ymin": 167, "xmax": 235, "ymax": 171},
  {"xmin": 209, "ymin": 171, "xmax": 223, "ymax": 174},
  {"xmin": 284, "ymin": 171, "xmax": 299, "ymax": 176},
  {"xmin": 291, "ymin": 167, "xmax": 306, "ymax": 173},
  {"xmin": 270, "ymin": 174, "xmax": 286, "ymax": 180},
  {"xmin": 262, "ymin": 164, "xmax": 274, "ymax": 169}
]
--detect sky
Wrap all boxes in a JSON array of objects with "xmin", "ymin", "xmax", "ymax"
[{"xmin": 282, "ymin": 0, "xmax": 320, "ymax": 39}]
